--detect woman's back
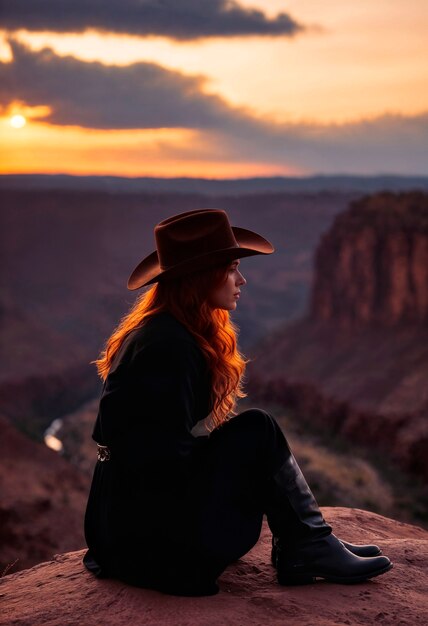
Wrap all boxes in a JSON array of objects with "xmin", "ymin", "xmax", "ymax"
[{"xmin": 84, "ymin": 310, "xmax": 214, "ymax": 587}]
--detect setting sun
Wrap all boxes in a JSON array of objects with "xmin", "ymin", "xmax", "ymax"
[{"xmin": 10, "ymin": 114, "xmax": 27, "ymax": 129}]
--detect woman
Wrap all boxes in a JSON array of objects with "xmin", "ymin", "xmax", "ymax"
[{"xmin": 83, "ymin": 208, "xmax": 393, "ymax": 596}]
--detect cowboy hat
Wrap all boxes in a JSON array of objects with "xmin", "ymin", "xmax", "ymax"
[{"xmin": 127, "ymin": 208, "xmax": 274, "ymax": 290}]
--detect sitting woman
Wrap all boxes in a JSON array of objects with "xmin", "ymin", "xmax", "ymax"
[{"xmin": 83, "ymin": 208, "xmax": 392, "ymax": 595}]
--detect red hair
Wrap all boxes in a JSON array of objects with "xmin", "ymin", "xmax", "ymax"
[{"xmin": 92, "ymin": 262, "xmax": 249, "ymax": 429}]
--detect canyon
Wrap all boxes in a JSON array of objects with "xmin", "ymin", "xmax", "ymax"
[{"xmin": 250, "ymin": 192, "xmax": 428, "ymax": 480}]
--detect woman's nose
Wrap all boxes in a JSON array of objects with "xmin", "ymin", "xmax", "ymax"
[{"xmin": 237, "ymin": 271, "xmax": 246, "ymax": 286}]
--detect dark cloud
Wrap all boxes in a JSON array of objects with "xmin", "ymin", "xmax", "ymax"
[
  {"xmin": 1, "ymin": 0, "xmax": 304, "ymax": 40},
  {"xmin": 2, "ymin": 40, "xmax": 427, "ymax": 175},
  {"xmin": 0, "ymin": 39, "xmax": 247, "ymax": 129}
]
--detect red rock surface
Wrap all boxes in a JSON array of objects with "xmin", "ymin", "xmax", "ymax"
[{"xmin": 1, "ymin": 509, "xmax": 427, "ymax": 626}]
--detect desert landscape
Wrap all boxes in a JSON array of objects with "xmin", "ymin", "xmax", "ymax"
[{"xmin": 1, "ymin": 183, "xmax": 428, "ymax": 584}]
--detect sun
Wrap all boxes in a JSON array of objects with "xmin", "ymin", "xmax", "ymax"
[{"xmin": 10, "ymin": 114, "xmax": 27, "ymax": 129}]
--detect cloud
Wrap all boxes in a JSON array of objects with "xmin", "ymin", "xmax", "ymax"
[
  {"xmin": 1, "ymin": 0, "xmax": 304, "ymax": 40},
  {"xmin": 2, "ymin": 40, "xmax": 427, "ymax": 175},
  {"xmin": 1, "ymin": 39, "xmax": 245, "ymax": 129}
]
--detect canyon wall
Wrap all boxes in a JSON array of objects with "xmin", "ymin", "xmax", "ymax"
[{"xmin": 310, "ymin": 191, "xmax": 428, "ymax": 327}]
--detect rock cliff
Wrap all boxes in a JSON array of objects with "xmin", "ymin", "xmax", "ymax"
[
  {"xmin": 1, "ymin": 510, "xmax": 427, "ymax": 626},
  {"xmin": 310, "ymin": 191, "xmax": 428, "ymax": 327}
]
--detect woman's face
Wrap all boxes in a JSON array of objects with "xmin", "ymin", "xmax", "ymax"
[{"xmin": 207, "ymin": 259, "xmax": 246, "ymax": 310}]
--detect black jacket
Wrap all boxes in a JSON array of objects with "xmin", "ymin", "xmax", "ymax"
[{"xmin": 83, "ymin": 310, "xmax": 214, "ymax": 589}]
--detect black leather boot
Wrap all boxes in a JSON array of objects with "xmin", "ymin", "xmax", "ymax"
[
  {"xmin": 270, "ymin": 536, "xmax": 381, "ymax": 565},
  {"xmin": 265, "ymin": 453, "xmax": 393, "ymax": 585}
]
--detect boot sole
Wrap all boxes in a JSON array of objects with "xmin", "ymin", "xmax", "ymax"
[{"xmin": 278, "ymin": 561, "xmax": 393, "ymax": 586}]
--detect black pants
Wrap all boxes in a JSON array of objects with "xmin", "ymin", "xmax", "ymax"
[
  {"xmin": 84, "ymin": 408, "xmax": 293, "ymax": 595},
  {"xmin": 169, "ymin": 408, "xmax": 292, "ymax": 590}
]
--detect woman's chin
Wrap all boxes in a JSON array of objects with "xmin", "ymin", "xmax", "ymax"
[{"xmin": 211, "ymin": 300, "xmax": 238, "ymax": 311}]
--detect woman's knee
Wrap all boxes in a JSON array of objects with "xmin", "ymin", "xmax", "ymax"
[
  {"xmin": 206, "ymin": 407, "xmax": 291, "ymax": 476},
  {"xmin": 229, "ymin": 407, "xmax": 279, "ymax": 432},
  {"xmin": 230, "ymin": 408, "xmax": 291, "ymax": 455},
  {"xmin": 211, "ymin": 408, "xmax": 281, "ymax": 443}
]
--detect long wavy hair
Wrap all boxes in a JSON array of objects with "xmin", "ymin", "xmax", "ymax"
[{"xmin": 92, "ymin": 261, "xmax": 249, "ymax": 429}]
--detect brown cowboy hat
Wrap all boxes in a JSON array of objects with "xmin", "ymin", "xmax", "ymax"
[{"xmin": 127, "ymin": 208, "xmax": 274, "ymax": 290}]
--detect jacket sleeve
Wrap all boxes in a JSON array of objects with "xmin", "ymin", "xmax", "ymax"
[{"xmin": 99, "ymin": 335, "xmax": 208, "ymax": 472}]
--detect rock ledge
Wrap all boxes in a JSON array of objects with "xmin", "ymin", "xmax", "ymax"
[{"xmin": 1, "ymin": 508, "xmax": 427, "ymax": 626}]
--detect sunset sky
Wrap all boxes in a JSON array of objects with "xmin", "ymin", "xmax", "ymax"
[{"xmin": 1, "ymin": 0, "xmax": 427, "ymax": 177}]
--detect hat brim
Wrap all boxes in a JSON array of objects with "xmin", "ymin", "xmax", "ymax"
[{"xmin": 127, "ymin": 226, "xmax": 274, "ymax": 290}]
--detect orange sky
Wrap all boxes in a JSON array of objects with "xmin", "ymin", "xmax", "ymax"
[{"xmin": 1, "ymin": 0, "xmax": 427, "ymax": 177}]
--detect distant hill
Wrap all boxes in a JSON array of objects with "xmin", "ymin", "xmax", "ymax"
[{"xmin": 1, "ymin": 173, "xmax": 428, "ymax": 195}]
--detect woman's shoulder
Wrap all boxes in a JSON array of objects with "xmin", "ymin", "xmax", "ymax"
[
  {"xmin": 109, "ymin": 311, "xmax": 203, "ymax": 375},
  {"xmin": 122, "ymin": 311, "xmax": 203, "ymax": 366},
  {"xmin": 133, "ymin": 311, "xmax": 196, "ymax": 348},
  {"xmin": 124, "ymin": 312, "xmax": 209, "ymax": 380}
]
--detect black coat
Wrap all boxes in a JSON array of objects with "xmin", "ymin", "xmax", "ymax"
[
  {"xmin": 83, "ymin": 310, "xmax": 217, "ymax": 592},
  {"xmin": 83, "ymin": 310, "xmax": 276, "ymax": 596}
]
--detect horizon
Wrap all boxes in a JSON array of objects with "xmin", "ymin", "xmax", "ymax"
[
  {"xmin": 2, "ymin": 172, "xmax": 428, "ymax": 181},
  {"xmin": 2, "ymin": 172, "xmax": 428, "ymax": 196}
]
